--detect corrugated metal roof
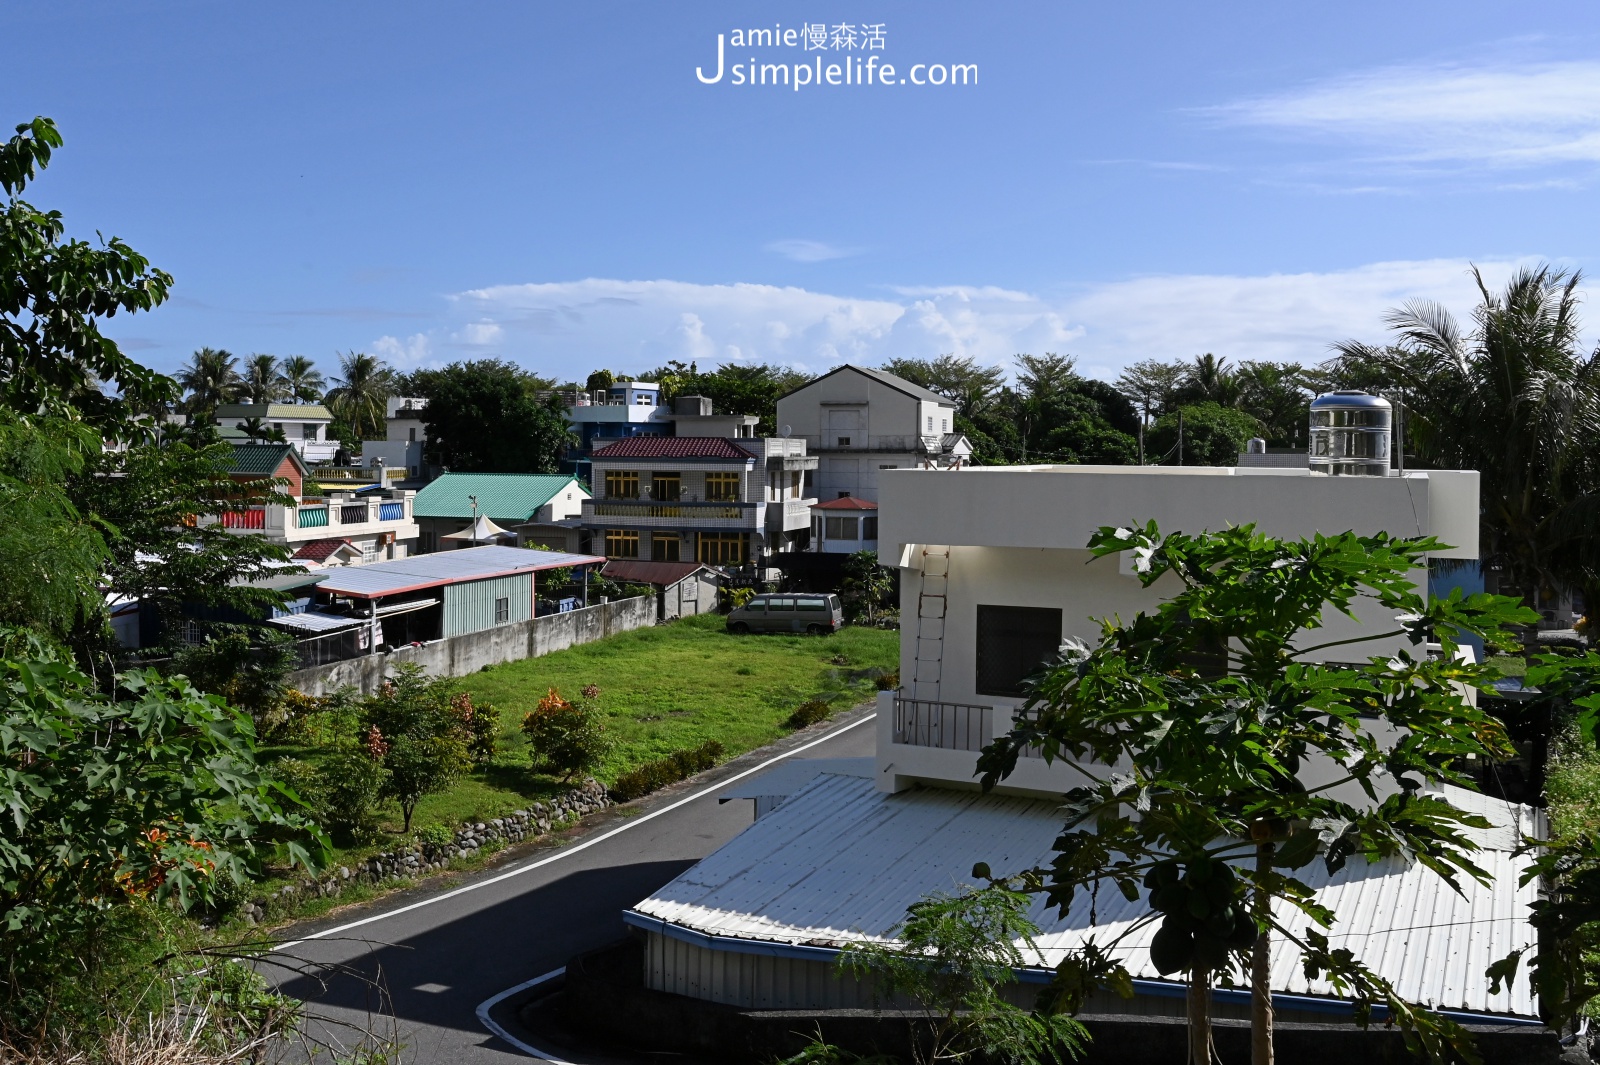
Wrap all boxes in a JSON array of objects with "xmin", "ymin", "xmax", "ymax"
[
  {"xmin": 718, "ymin": 758, "xmax": 875, "ymax": 800},
  {"xmin": 413, "ymin": 473, "xmax": 584, "ymax": 521},
  {"xmin": 591, "ymin": 437, "xmax": 755, "ymax": 461},
  {"xmin": 226, "ymin": 442, "xmax": 308, "ymax": 477},
  {"xmin": 266, "ymin": 610, "xmax": 362, "ymax": 633},
  {"xmin": 634, "ymin": 774, "xmax": 1539, "ymax": 1018},
  {"xmin": 216, "ymin": 403, "xmax": 333, "ymax": 421},
  {"xmin": 314, "ymin": 544, "xmax": 604, "ymax": 598},
  {"xmin": 600, "ymin": 559, "xmax": 715, "ymax": 586}
]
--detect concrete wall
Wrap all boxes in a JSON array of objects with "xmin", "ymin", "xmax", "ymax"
[{"xmin": 288, "ymin": 594, "xmax": 655, "ymax": 696}]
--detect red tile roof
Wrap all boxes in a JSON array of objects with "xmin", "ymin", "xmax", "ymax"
[
  {"xmin": 590, "ymin": 436, "xmax": 755, "ymax": 460},
  {"xmin": 292, "ymin": 537, "xmax": 354, "ymax": 561},
  {"xmin": 812, "ymin": 496, "xmax": 879, "ymax": 511},
  {"xmin": 601, "ymin": 559, "xmax": 716, "ymax": 586}
]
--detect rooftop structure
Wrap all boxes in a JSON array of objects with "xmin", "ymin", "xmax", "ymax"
[
  {"xmin": 809, "ymin": 495, "xmax": 879, "ymax": 554},
  {"xmin": 412, "ymin": 473, "xmax": 589, "ymax": 553},
  {"xmin": 214, "ymin": 402, "xmax": 337, "ymax": 463},
  {"xmin": 312, "ymin": 543, "xmax": 602, "ymax": 599}
]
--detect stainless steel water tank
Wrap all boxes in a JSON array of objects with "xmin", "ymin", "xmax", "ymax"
[{"xmin": 1308, "ymin": 390, "xmax": 1391, "ymax": 476}]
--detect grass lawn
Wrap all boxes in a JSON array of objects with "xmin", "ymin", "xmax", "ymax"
[{"xmin": 269, "ymin": 613, "xmax": 899, "ymax": 851}]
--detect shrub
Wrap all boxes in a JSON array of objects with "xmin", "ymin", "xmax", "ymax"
[
  {"xmin": 725, "ymin": 586, "xmax": 755, "ymax": 611},
  {"xmin": 364, "ymin": 665, "xmax": 475, "ymax": 832},
  {"xmin": 875, "ymin": 670, "xmax": 900, "ymax": 691},
  {"xmin": 786, "ymin": 699, "xmax": 832, "ymax": 729},
  {"xmin": 317, "ymin": 747, "xmax": 390, "ymax": 844},
  {"xmin": 416, "ymin": 823, "xmax": 453, "ymax": 847},
  {"xmin": 448, "ymin": 690, "xmax": 500, "ymax": 764},
  {"xmin": 521, "ymin": 687, "xmax": 613, "ymax": 781},
  {"xmin": 609, "ymin": 741, "xmax": 726, "ymax": 802}
]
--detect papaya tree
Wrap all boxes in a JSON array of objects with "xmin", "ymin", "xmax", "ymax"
[{"xmin": 977, "ymin": 522, "xmax": 1536, "ymax": 1065}]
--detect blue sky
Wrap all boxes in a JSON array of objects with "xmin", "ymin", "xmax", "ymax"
[{"xmin": 10, "ymin": 1, "xmax": 1600, "ymax": 383}]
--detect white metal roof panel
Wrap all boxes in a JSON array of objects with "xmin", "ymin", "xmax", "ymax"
[
  {"xmin": 313, "ymin": 545, "xmax": 604, "ymax": 599},
  {"xmin": 718, "ymin": 758, "xmax": 875, "ymax": 801},
  {"xmin": 266, "ymin": 610, "xmax": 362, "ymax": 633},
  {"xmin": 634, "ymin": 774, "xmax": 1539, "ymax": 1018}
]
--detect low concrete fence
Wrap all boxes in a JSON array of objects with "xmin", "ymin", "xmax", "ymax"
[{"xmin": 287, "ymin": 595, "xmax": 656, "ymax": 696}]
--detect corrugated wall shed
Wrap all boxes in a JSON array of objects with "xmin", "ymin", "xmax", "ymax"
[{"xmin": 443, "ymin": 573, "xmax": 532, "ymax": 636}]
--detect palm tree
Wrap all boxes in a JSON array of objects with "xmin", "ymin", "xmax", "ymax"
[
  {"xmin": 1334, "ymin": 264, "xmax": 1600, "ymax": 632},
  {"xmin": 325, "ymin": 351, "xmax": 396, "ymax": 441},
  {"xmin": 1180, "ymin": 353, "xmax": 1241, "ymax": 407},
  {"xmin": 243, "ymin": 354, "xmax": 284, "ymax": 405},
  {"xmin": 177, "ymin": 347, "xmax": 242, "ymax": 414},
  {"xmin": 238, "ymin": 416, "xmax": 287, "ymax": 443},
  {"xmin": 280, "ymin": 355, "xmax": 327, "ymax": 403}
]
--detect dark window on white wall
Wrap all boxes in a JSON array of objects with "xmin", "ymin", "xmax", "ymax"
[
  {"xmin": 494, "ymin": 597, "xmax": 510, "ymax": 624},
  {"xmin": 975, "ymin": 605, "xmax": 1063, "ymax": 697}
]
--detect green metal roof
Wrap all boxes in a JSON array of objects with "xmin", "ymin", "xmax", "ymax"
[
  {"xmin": 215, "ymin": 403, "xmax": 333, "ymax": 421},
  {"xmin": 226, "ymin": 442, "xmax": 309, "ymax": 477},
  {"xmin": 413, "ymin": 473, "xmax": 586, "ymax": 521}
]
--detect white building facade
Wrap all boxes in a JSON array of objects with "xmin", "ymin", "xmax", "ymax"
[{"xmin": 775, "ymin": 365, "xmax": 963, "ymax": 503}]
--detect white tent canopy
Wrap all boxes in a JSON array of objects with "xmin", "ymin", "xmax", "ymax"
[{"xmin": 441, "ymin": 514, "xmax": 513, "ymax": 543}]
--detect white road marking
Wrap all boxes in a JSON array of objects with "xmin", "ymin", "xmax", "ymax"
[
  {"xmin": 475, "ymin": 968, "xmax": 569, "ymax": 1063},
  {"xmin": 413, "ymin": 982, "xmax": 451, "ymax": 993},
  {"xmin": 276, "ymin": 712, "xmax": 876, "ymax": 951}
]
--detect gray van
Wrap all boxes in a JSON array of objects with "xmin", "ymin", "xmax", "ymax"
[{"xmin": 727, "ymin": 593, "xmax": 844, "ymax": 635}]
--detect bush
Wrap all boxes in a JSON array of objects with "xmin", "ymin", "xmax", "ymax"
[
  {"xmin": 317, "ymin": 747, "xmax": 390, "ymax": 844},
  {"xmin": 786, "ymin": 699, "xmax": 832, "ymax": 728},
  {"xmin": 521, "ymin": 687, "xmax": 613, "ymax": 781},
  {"xmin": 875, "ymin": 671, "xmax": 900, "ymax": 691},
  {"xmin": 448, "ymin": 690, "xmax": 500, "ymax": 764},
  {"xmin": 725, "ymin": 586, "xmax": 755, "ymax": 611},
  {"xmin": 416, "ymin": 823, "xmax": 453, "ymax": 847},
  {"xmin": 609, "ymin": 740, "xmax": 726, "ymax": 802}
]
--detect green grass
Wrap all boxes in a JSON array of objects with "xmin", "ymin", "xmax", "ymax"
[
  {"xmin": 264, "ymin": 613, "xmax": 897, "ymax": 872},
  {"xmin": 461, "ymin": 612, "xmax": 898, "ymax": 778},
  {"xmin": 1547, "ymin": 731, "xmax": 1600, "ymax": 842}
]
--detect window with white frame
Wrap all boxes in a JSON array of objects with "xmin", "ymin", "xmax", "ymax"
[{"xmin": 825, "ymin": 516, "xmax": 859, "ymax": 540}]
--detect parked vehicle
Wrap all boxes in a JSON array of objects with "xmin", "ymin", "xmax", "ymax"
[{"xmin": 726, "ymin": 593, "xmax": 843, "ymax": 635}]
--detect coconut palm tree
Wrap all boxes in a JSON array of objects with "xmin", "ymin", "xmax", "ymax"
[
  {"xmin": 238, "ymin": 416, "xmax": 287, "ymax": 443},
  {"xmin": 177, "ymin": 347, "xmax": 242, "ymax": 414},
  {"xmin": 1334, "ymin": 264, "xmax": 1600, "ymax": 630},
  {"xmin": 280, "ymin": 355, "xmax": 326, "ymax": 403},
  {"xmin": 325, "ymin": 351, "xmax": 396, "ymax": 441},
  {"xmin": 242, "ymin": 354, "xmax": 284, "ymax": 405}
]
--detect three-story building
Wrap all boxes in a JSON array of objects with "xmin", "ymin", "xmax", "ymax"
[{"xmin": 582, "ymin": 436, "xmax": 816, "ymax": 565}]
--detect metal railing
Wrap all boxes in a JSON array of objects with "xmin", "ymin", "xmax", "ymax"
[
  {"xmin": 297, "ymin": 506, "xmax": 329, "ymax": 528},
  {"xmin": 338, "ymin": 504, "xmax": 368, "ymax": 524},
  {"xmin": 221, "ymin": 508, "xmax": 265, "ymax": 529},
  {"xmin": 892, "ymin": 694, "xmax": 993, "ymax": 752},
  {"xmin": 379, "ymin": 501, "xmax": 404, "ymax": 521},
  {"xmin": 591, "ymin": 502, "xmax": 745, "ymax": 519}
]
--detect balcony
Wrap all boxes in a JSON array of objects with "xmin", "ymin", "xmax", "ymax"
[
  {"xmin": 212, "ymin": 491, "xmax": 419, "ymax": 546},
  {"xmin": 582, "ymin": 499, "xmax": 759, "ymax": 530},
  {"xmin": 889, "ymin": 694, "xmax": 1046, "ymax": 758},
  {"xmin": 766, "ymin": 498, "xmax": 817, "ymax": 532}
]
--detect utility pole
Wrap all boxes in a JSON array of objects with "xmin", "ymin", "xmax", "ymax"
[
  {"xmin": 469, "ymin": 494, "xmax": 479, "ymax": 547},
  {"xmin": 1177, "ymin": 410, "xmax": 1185, "ymax": 467}
]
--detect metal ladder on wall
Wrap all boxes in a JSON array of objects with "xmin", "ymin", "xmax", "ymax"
[{"xmin": 911, "ymin": 545, "xmax": 951, "ymax": 702}]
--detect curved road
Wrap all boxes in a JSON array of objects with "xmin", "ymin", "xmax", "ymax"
[{"xmin": 264, "ymin": 710, "xmax": 877, "ymax": 1063}]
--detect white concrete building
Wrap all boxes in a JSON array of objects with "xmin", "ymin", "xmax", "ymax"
[
  {"xmin": 808, "ymin": 496, "xmax": 878, "ymax": 554},
  {"xmin": 624, "ymin": 461, "xmax": 1545, "ymax": 1030},
  {"xmin": 214, "ymin": 402, "xmax": 338, "ymax": 463},
  {"xmin": 775, "ymin": 365, "xmax": 970, "ymax": 503},
  {"xmin": 361, "ymin": 396, "xmax": 429, "ymax": 479}
]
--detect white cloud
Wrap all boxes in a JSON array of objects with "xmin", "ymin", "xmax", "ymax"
[
  {"xmin": 765, "ymin": 238, "xmax": 861, "ymax": 262},
  {"xmin": 1205, "ymin": 61, "xmax": 1600, "ymax": 168},
  {"xmin": 371, "ymin": 332, "xmax": 433, "ymax": 365},
  {"xmin": 383, "ymin": 259, "xmax": 1564, "ymax": 383}
]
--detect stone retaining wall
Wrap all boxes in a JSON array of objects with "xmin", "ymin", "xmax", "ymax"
[{"xmin": 239, "ymin": 778, "xmax": 609, "ymax": 924}]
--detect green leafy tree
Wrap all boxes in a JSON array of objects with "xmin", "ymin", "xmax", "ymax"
[
  {"xmin": 977, "ymin": 523, "xmax": 1537, "ymax": 1065},
  {"xmin": 840, "ymin": 549, "xmax": 894, "ymax": 623},
  {"xmin": 1173, "ymin": 353, "xmax": 1242, "ymax": 408},
  {"xmin": 1114, "ymin": 359, "xmax": 1187, "ymax": 429},
  {"xmin": 1332, "ymin": 264, "xmax": 1600, "ymax": 636},
  {"xmin": 242, "ymin": 353, "xmax": 284, "ymax": 404},
  {"xmin": 325, "ymin": 350, "xmax": 396, "ymax": 441},
  {"xmin": 169, "ymin": 623, "xmax": 300, "ymax": 731},
  {"xmin": 1235, "ymin": 361, "xmax": 1311, "ymax": 447},
  {"xmin": 279, "ymin": 355, "xmax": 327, "ymax": 402},
  {"xmin": 70, "ymin": 427, "xmax": 297, "ymax": 652},
  {"xmin": 677, "ymin": 362, "xmax": 808, "ymax": 436},
  {"xmin": 0, "ymin": 631, "xmax": 326, "ymax": 1034},
  {"xmin": 0, "ymin": 414, "xmax": 108, "ymax": 639},
  {"xmin": 1146, "ymin": 400, "xmax": 1260, "ymax": 465},
  {"xmin": 177, "ymin": 347, "xmax": 243, "ymax": 415},
  {"xmin": 880, "ymin": 355, "xmax": 1006, "ymax": 421},
  {"xmin": 406, "ymin": 358, "xmax": 576, "ymax": 472},
  {"xmin": 521, "ymin": 686, "xmax": 613, "ymax": 781},
  {"xmin": 361, "ymin": 664, "xmax": 473, "ymax": 831},
  {"xmin": 834, "ymin": 883, "xmax": 1089, "ymax": 1065},
  {"xmin": 0, "ymin": 117, "xmax": 177, "ymax": 431}
]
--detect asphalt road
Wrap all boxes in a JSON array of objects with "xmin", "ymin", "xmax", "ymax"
[{"xmin": 263, "ymin": 709, "xmax": 878, "ymax": 1064}]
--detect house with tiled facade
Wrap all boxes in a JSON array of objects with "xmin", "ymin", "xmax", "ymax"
[{"xmin": 581, "ymin": 436, "xmax": 816, "ymax": 566}]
